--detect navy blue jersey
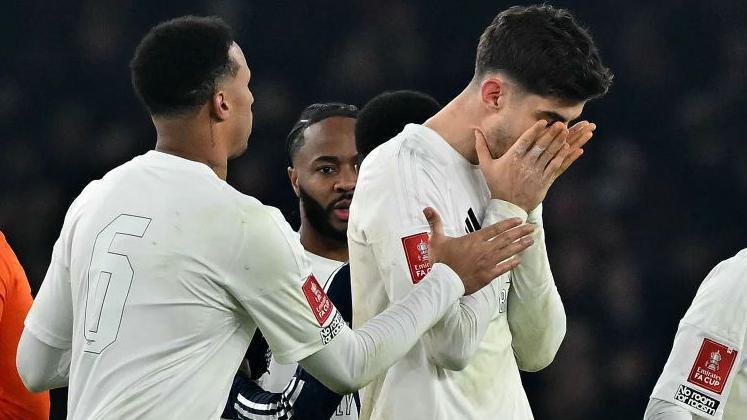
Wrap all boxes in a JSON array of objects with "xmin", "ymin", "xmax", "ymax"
[{"xmin": 224, "ymin": 264, "xmax": 359, "ymax": 420}]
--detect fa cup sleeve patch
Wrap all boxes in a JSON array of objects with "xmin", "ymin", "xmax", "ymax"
[
  {"xmin": 302, "ymin": 274, "xmax": 333, "ymax": 326},
  {"xmin": 401, "ymin": 232, "xmax": 431, "ymax": 284},
  {"xmin": 687, "ymin": 338, "xmax": 738, "ymax": 394}
]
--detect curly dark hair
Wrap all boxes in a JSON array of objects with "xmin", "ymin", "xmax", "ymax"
[
  {"xmin": 130, "ymin": 16, "xmax": 239, "ymax": 116},
  {"xmin": 475, "ymin": 4, "xmax": 613, "ymax": 102}
]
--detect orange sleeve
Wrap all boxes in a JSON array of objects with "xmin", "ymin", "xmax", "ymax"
[{"xmin": 0, "ymin": 232, "xmax": 12, "ymax": 323}]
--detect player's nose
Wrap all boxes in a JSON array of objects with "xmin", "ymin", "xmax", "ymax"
[
  {"xmin": 335, "ymin": 178, "xmax": 355, "ymax": 192},
  {"xmin": 335, "ymin": 166, "xmax": 357, "ymax": 192}
]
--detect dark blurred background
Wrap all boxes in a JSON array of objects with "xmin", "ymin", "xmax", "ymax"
[{"xmin": 2, "ymin": 1, "xmax": 746, "ymax": 419}]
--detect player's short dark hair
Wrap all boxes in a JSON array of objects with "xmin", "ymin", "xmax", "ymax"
[
  {"xmin": 475, "ymin": 5, "xmax": 613, "ymax": 102},
  {"xmin": 355, "ymin": 90, "xmax": 442, "ymax": 158},
  {"xmin": 286, "ymin": 103, "xmax": 359, "ymax": 166},
  {"xmin": 130, "ymin": 16, "xmax": 239, "ymax": 116}
]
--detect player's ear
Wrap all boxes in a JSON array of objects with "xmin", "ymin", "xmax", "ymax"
[
  {"xmin": 480, "ymin": 77, "xmax": 506, "ymax": 112},
  {"xmin": 288, "ymin": 166, "xmax": 300, "ymax": 198},
  {"xmin": 210, "ymin": 90, "xmax": 230, "ymax": 121}
]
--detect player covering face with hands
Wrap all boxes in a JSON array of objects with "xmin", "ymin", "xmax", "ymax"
[
  {"xmin": 15, "ymin": 15, "xmax": 535, "ymax": 420},
  {"xmin": 348, "ymin": 4, "xmax": 612, "ymax": 420}
]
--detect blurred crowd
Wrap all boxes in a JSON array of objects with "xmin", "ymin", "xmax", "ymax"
[{"xmin": 2, "ymin": 1, "xmax": 745, "ymax": 419}]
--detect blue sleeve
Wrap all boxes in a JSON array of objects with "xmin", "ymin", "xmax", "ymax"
[
  {"xmin": 225, "ymin": 265, "xmax": 359, "ymax": 420},
  {"xmin": 223, "ymin": 373, "xmax": 294, "ymax": 419}
]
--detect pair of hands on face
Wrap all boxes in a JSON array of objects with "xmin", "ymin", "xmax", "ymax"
[
  {"xmin": 476, "ymin": 120, "xmax": 596, "ymax": 212},
  {"xmin": 422, "ymin": 120, "xmax": 595, "ymax": 294}
]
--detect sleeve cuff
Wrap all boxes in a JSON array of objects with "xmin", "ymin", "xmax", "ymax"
[
  {"xmin": 483, "ymin": 199, "xmax": 528, "ymax": 226},
  {"xmin": 527, "ymin": 203, "xmax": 544, "ymax": 225},
  {"xmin": 428, "ymin": 263, "xmax": 465, "ymax": 298},
  {"xmin": 24, "ymin": 319, "xmax": 72, "ymax": 350}
]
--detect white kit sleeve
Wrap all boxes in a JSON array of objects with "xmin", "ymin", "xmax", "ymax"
[
  {"xmin": 644, "ymin": 398, "xmax": 700, "ymax": 420},
  {"xmin": 226, "ymin": 204, "xmax": 467, "ymax": 394},
  {"xmin": 19, "ymin": 214, "xmax": 76, "ymax": 391},
  {"xmin": 648, "ymin": 251, "xmax": 747, "ymax": 420},
  {"xmin": 298, "ymin": 263, "xmax": 465, "ymax": 394},
  {"xmin": 353, "ymin": 154, "xmax": 508, "ymax": 370},
  {"xmin": 482, "ymin": 201, "xmax": 566, "ymax": 371}
]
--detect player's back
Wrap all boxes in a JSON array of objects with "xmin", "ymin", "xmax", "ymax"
[{"xmin": 60, "ymin": 151, "xmax": 258, "ymax": 419}]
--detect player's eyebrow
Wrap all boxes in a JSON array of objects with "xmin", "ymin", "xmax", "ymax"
[
  {"xmin": 536, "ymin": 110, "xmax": 569, "ymax": 124},
  {"xmin": 311, "ymin": 155, "xmax": 340, "ymax": 165}
]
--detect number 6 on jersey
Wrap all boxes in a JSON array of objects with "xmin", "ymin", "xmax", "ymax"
[{"xmin": 84, "ymin": 214, "xmax": 151, "ymax": 353}]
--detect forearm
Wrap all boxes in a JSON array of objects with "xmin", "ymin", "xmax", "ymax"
[
  {"xmin": 484, "ymin": 202, "xmax": 565, "ymax": 371},
  {"xmin": 16, "ymin": 329, "xmax": 70, "ymax": 392},
  {"xmin": 507, "ymin": 222, "xmax": 566, "ymax": 371},
  {"xmin": 422, "ymin": 281, "xmax": 500, "ymax": 370},
  {"xmin": 299, "ymin": 263, "xmax": 463, "ymax": 394},
  {"xmin": 644, "ymin": 398, "xmax": 698, "ymax": 420}
]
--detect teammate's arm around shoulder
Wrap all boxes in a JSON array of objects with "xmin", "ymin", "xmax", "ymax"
[
  {"xmin": 354, "ymin": 149, "xmax": 535, "ymax": 371},
  {"xmin": 299, "ymin": 208, "xmax": 534, "ymax": 394}
]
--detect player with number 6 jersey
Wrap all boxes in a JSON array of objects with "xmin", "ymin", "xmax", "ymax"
[{"xmin": 16, "ymin": 16, "xmax": 536, "ymax": 420}]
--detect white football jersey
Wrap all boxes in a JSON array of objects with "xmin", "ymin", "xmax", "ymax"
[
  {"xmin": 348, "ymin": 124, "xmax": 534, "ymax": 420},
  {"xmin": 649, "ymin": 249, "xmax": 747, "ymax": 419},
  {"xmin": 263, "ymin": 251, "xmax": 359, "ymax": 419},
  {"xmin": 24, "ymin": 151, "xmax": 341, "ymax": 420}
]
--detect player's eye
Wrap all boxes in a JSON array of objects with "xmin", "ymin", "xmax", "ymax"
[{"xmin": 318, "ymin": 166, "xmax": 336, "ymax": 175}]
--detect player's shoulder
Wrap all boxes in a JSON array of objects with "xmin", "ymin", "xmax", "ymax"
[
  {"xmin": 367, "ymin": 123, "xmax": 450, "ymax": 169},
  {"xmin": 688, "ymin": 248, "xmax": 747, "ymax": 317},
  {"xmin": 224, "ymin": 189, "xmax": 298, "ymax": 245},
  {"xmin": 358, "ymin": 124, "xmax": 449, "ymax": 192},
  {"xmin": 222, "ymin": 186, "xmax": 283, "ymax": 224},
  {"xmin": 705, "ymin": 248, "xmax": 747, "ymax": 290}
]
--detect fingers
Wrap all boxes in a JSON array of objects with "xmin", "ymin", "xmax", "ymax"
[
  {"xmin": 488, "ymin": 235, "xmax": 534, "ymax": 273},
  {"xmin": 536, "ymin": 127, "xmax": 568, "ymax": 169},
  {"xmin": 543, "ymin": 143, "xmax": 572, "ymax": 179},
  {"xmin": 477, "ymin": 217, "xmax": 523, "ymax": 241},
  {"xmin": 558, "ymin": 148, "xmax": 584, "ymax": 176},
  {"xmin": 423, "ymin": 207, "xmax": 444, "ymax": 239},
  {"xmin": 527, "ymin": 122, "xmax": 565, "ymax": 162},
  {"xmin": 567, "ymin": 121, "xmax": 589, "ymax": 143},
  {"xmin": 474, "ymin": 129, "xmax": 493, "ymax": 167},
  {"xmin": 569, "ymin": 128, "xmax": 594, "ymax": 151},
  {"xmin": 489, "ymin": 223, "xmax": 535, "ymax": 249},
  {"xmin": 489, "ymin": 255, "xmax": 522, "ymax": 279},
  {"xmin": 510, "ymin": 120, "xmax": 548, "ymax": 157}
]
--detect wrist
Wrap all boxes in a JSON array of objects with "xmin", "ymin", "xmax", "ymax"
[
  {"xmin": 484, "ymin": 199, "xmax": 529, "ymax": 225},
  {"xmin": 429, "ymin": 262, "xmax": 466, "ymax": 297}
]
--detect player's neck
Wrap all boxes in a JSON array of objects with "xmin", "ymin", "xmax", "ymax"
[
  {"xmin": 152, "ymin": 112, "xmax": 229, "ymax": 180},
  {"xmin": 423, "ymin": 88, "xmax": 481, "ymax": 165},
  {"xmin": 298, "ymin": 224, "xmax": 348, "ymax": 262}
]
